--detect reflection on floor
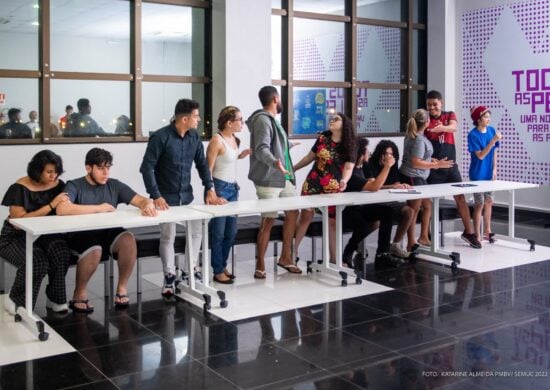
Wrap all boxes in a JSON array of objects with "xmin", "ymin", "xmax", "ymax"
[
  {"xmin": 419, "ymin": 231, "xmax": 550, "ymax": 273},
  {"xmin": 143, "ymin": 256, "xmax": 392, "ymax": 322},
  {"xmin": 1, "ymin": 218, "xmax": 549, "ymax": 389},
  {"xmin": 0, "ymin": 295, "xmax": 74, "ymax": 366}
]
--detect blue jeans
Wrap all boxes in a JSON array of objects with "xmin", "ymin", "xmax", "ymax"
[{"xmin": 209, "ymin": 179, "xmax": 239, "ymax": 275}]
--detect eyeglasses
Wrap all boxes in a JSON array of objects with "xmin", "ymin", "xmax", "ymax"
[
  {"xmin": 329, "ymin": 116, "xmax": 341, "ymax": 123},
  {"xmin": 232, "ymin": 117, "xmax": 243, "ymax": 123}
]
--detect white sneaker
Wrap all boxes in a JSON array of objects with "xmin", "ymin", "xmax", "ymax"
[
  {"xmin": 46, "ymin": 298, "xmax": 69, "ymax": 313},
  {"xmin": 3, "ymin": 295, "xmax": 17, "ymax": 316},
  {"xmin": 390, "ymin": 243, "xmax": 410, "ymax": 258}
]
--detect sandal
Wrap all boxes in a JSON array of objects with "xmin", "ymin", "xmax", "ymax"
[
  {"xmin": 276, "ymin": 262, "xmax": 303, "ymax": 274},
  {"xmin": 69, "ymin": 299, "xmax": 94, "ymax": 314},
  {"xmin": 114, "ymin": 293, "xmax": 130, "ymax": 309},
  {"xmin": 254, "ymin": 270, "xmax": 267, "ymax": 279},
  {"xmin": 223, "ymin": 269, "xmax": 236, "ymax": 279}
]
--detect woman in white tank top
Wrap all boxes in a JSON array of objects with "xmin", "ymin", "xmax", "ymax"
[{"xmin": 206, "ymin": 106, "xmax": 251, "ymax": 283}]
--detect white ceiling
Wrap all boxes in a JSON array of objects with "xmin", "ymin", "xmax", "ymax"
[{"xmin": 0, "ymin": 0, "xmax": 193, "ymax": 42}]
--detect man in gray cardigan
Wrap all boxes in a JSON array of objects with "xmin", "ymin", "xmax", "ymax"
[{"xmin": 247, "ymin": 86, "xmax": 302, "ymax": 279}]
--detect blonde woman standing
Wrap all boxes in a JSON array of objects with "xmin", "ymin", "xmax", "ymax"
[
  {"xmin": 206, "ymin": 106, "xmax": 251, "ymax": 284},
  {"xmin": 399, "ymin": 109, "xmax": 454, "ymax": 251}
]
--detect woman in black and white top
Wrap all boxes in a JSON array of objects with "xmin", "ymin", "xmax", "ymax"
[{"xmin": 206, "ymin": 106, "xmax": 251, "ymax": 284}]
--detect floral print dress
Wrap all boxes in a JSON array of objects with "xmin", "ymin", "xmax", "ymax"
[{"xmin": 301, "ymin": 131, "xmax": 347, "ymax": 196}]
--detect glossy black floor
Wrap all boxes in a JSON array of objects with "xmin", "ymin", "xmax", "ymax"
[{"xmin": 1, "ymin": 217, "xmax": 549, "ymax": 390}]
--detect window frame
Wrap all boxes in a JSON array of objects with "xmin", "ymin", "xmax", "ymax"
[
  {"xmin": 272, "ymin": 0, "xmax": 426, "ymax": 138},
  {"xmin": 0, "ymin": 0, "xmax": 212, "ymax": 145}
]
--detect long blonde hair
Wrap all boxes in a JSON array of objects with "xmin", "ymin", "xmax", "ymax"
[{"xmin": 405, "ymin": 109, "xmax": 429, "ymax": 139}]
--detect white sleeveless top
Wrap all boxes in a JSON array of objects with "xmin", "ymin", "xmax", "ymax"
[{"xmin": 212, "ymin": 133, "xmax": 239, "ymax": 183}]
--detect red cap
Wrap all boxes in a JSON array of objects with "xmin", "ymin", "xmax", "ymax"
[{"xmin": 470, "ymin": 106, "xmax": 490, "ymax": 123}]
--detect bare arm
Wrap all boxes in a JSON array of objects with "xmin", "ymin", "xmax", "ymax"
[
  {"xmin": 56, "ymin": 201, "xmax": 115, "ymax": 215},
  {"xmin": 338, "ymin": 162, "xmax": 355, "ymax": 191},
  {"xmin": 362, "ymin": 155, "xmax": 395, "ymax": 191},
  {"xmin": 130, "ymin": 194, "xmax": 158, "ymax": 216},
  {"xmin": 431, "ymin": 119, "xmax": 458, "ymax": 133},
  {"xmin": 8, "ymin": 192, "xmax": 69, "ymax": 219},
  {"xmin": 474, "ymin": 131, "xmax": 502, "ymax": 160},
  {"xmin": 293, "ymin": 151, "xmax": 316, "ymax": 172},
  {"xmin": 411, "ymin": 156, "xmax": 454, "ymax": 170},
  {"xmin": 206, "ymin": 136, "xmax": 222, "ymax": 173}
]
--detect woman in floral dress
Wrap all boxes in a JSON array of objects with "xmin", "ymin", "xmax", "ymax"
[{"xmin": 293, "ymin": 113, "xmax": 357, "ymax": 262}]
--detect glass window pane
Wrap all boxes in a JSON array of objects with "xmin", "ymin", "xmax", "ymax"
[
  {"xmin": 357, "ymin": 25, "xmax": 403, "ymax": 84},
  {"xmin": 358, "ymin": 0, "xmax": 403, "ymax": 21},
  {"xmin": 0, "ymin": 78, "xmax": 39, "ymax": 139},
  {"xmin": 293, "ymin": 19, "xmax": 345, "ymax": 82},
  {"xmin": 142, "ymin": 4, "xmax": 205, "ymax": 77},
  {"xmin": 272, "ymin": 15, "xmax": 281, "ymax": 80},
  {"xmin": 51, "ymin": 79, "xmax": 130, "ymax": 137},
  {"xmin": 293, "ymin": 87, "xmax": 345, "ymax": 135},
  {"xmin": 356, "ymin": 88, "xmax": 402, "ymax": 133},
  {"xmin": 142, "ymin": 83, "xmax": 206, "ymax": 137},
  {"xmin": 413, "ymin": 0, "xmax": 427, "ymax": 23},
  {"xmin": 0, "ymin": 2, "xmax": 39, "ymax": 70},
  {"xmin": 50, "ymin": 0, "xmax": 130, "ymax": 73},
  {"xmin": 293, "ymin": 0, "xmax": 345, "ymax": 15},
  {"xmin": 411, "ymin": 89, "xmax": 426, "ymax": 115},
  {"xmin": 272, "ymin": 0, "xmax": 281, "ymax": 8},
  {"xmin": 412, "ymin": 29, "xmax": 427, "ymax": 84}
]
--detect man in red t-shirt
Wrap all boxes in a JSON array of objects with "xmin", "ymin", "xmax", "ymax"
[
  {"xmin": 58, "ymin": 104, "xmax": 73, "ymax": 133},
  {"xmin": 424, "ymin": 90, "xmax": 481, "ymax": 249}
]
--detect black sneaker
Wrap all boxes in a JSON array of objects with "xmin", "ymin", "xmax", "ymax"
[
  {"xmin": 162, "ymin": 273, "xmax": 176, "ymax": 297},
  {"xmin": 461, "ymin": 231, "xmax": 482, "ymax": 249},
  {"xmin": 374, "ymin": 252, "xmax": 403, "ymax": 269},
  {"xmin": 342, "ymin": 246, "xmax": 355, "ymax": 268}
]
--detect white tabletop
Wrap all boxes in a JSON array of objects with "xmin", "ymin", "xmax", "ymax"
[
  {"xmin": 188, "ymin": 180, "xmax": 539, "ymax": 216},
  {"xmin": 188, "ymin": 194, "xmax": 339, "ymax": 218},
  {"xmin": 9, "ymin": 207, "xmax": 212, "ymax": 236}
]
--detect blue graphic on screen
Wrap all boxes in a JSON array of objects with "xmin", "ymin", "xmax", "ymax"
[{"xmin": 293, "ymin": 90, "xmax": 326, "ymax": 134}]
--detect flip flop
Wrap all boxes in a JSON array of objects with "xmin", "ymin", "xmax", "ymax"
[
  {"xmin": 276, "ymin": 263, "xmax": 303, "ymax": 274},
  {"xmin": 114, "ymin": 293, "xmax": 130, "ymax": 309},
  {"xmin": 253, "ymin": 270, "xmax": 266, "ymax": 279},
  {"xmin": 69, "ymin": 299, "xmax": 94, "ymax": 314}
]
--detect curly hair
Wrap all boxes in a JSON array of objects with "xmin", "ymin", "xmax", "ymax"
[
  {"xmin": 371, "ymin": 139, "xmax": 400, "ymax": 166},
  {"xmin": 85, "ymin": 148, "xmax": 113, "ymax": 167},
  {"xmin": 27, "ymin": 150, "xmax": 64, "ymax": 182},
  {"xmin": 336, "ymin": 113, "xmax": 357, "ymax": 163}
]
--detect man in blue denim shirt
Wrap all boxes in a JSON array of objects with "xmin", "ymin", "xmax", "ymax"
[{"xmin": 140, "ymin": 99, "xmax": 225, "ymax": 297}]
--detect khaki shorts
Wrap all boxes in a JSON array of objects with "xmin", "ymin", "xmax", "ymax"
[{"xmin": 255, "ymin": 180, "xmax": 296, "ymax": 218}]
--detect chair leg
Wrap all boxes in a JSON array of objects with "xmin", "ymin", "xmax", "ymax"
[
  {"xmin": 440, "ymin": 220, "xmax": 445, "ymax": 247},
  {"xmin": 103, "ymin": 260, "xmax": 110, "ymax": 298},
  {"xmin": 231, "ymin": 246, "xmax": 235, "ymax": 276},
  {"xmin": 0, "ymin": 258, "xmax": 4, "ymax": 294},
  {"xmin": 136, "ymin": 258, "xmax": 142, "ymax": 295}
]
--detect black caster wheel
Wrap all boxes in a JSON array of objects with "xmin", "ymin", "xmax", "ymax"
[
  {"xmin": 317, "ymin": 259, "xmax": 323, "ymax": 265},
  {"xmin": 39, "ymin": 332, "xmax": 49, "ymax": 342},
  {"xmin": 341, "ymin": 279, "xmax": 348, "ymax": 287},
  {"xmin": 14, "ymin": 313, "xmax": 22, "ymax": 322},
  {"xmin": 451, "ymin": 262, "xmax": 459, "ymax": 276},
  {"xmin": 202, "ymin": 294, "xmax": 211, "ymax": 313},
  {"xmin": 355, "ymin": 277, "xmax": 362, "ymax": 285},
  {"xmin": 203, "ymin": 303, "xmax": 211, "ymax": 312},
  {"xmin": 306, "ymin": 261, "xmax": 313, "ymax": 274},
  {"xmin": 528, "ymin": 239, "xmax": 536, "ymax": 251},
  {"xmin": 220, "ymin": 300, "xmax": 228, "ymax": 308},
  {"xmin": 449, "ymin": 252, "xmax": 460, "ymax": 264}
]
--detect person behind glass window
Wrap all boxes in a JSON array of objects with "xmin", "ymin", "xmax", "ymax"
[
  {"xmin": 58, "ymin": 104, "xmax": 73, "ymax": 134},
  {"xmin": 114, "ymin": 114, "xmax": 131, "ymax": 135},
  {"xmin": 25, "ymin": 110, "xmax": 40, "ymax": 138},
  {"xmin": 0, "ymin": 108, "xmax": 33, "ymax": 139},
  {"xmin": 66, "ymin": 98, "xmax": 105, "ymax": 137},
  {"xmin": 206, "ymin": 106, "xmax": 251, "ymax": 284}
]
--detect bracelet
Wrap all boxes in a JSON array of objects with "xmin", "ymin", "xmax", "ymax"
[{"xmin": 48, "ymin": 203, "xmax": 54, "ymax": 211}]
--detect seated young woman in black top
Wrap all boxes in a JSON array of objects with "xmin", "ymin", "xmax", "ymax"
[
  {"xmin": 343, "ymin": 138, "xmax": 403, "ymax": 268},
  {"xmin": 0, "ymin": 150, "xmax": 72, "ymax": 314}
]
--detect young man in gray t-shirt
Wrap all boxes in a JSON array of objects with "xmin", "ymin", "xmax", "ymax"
[{"xmin": 57, "ymin": 148, "xmax": 156, "ymax": 313}]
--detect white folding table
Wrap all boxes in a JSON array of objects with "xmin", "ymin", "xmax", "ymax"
[
  {"xmin": 9, "ymin": 207, "xmax": 212, "ymax": 341},
  {"xmin": 325, "ymin": 180, "xmax": 539, "ymax": 274}
]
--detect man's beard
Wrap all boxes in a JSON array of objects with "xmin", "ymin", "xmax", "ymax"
[{"xmin": 276, "ymin": 102, "xmax": 283, "ymax": 114}]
